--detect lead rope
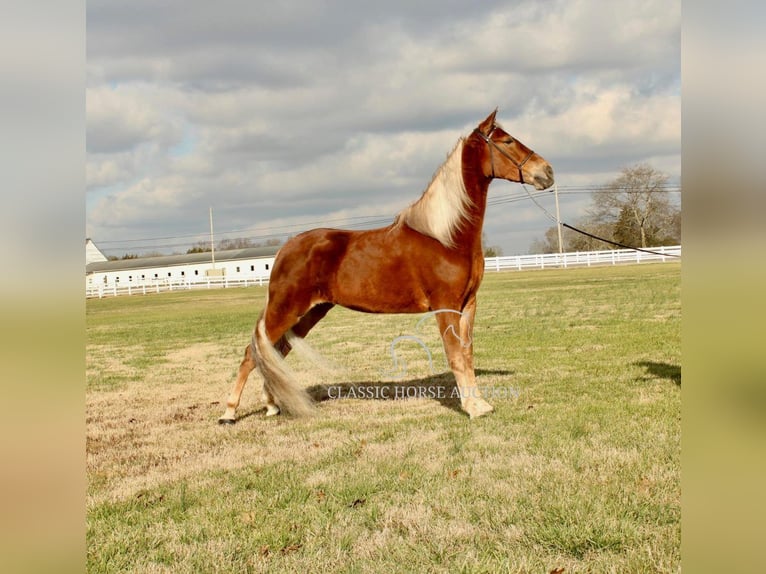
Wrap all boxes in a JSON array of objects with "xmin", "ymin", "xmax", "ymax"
[{"xmin": 520, "ymin": 182, "xmax": 681, "ymax": 258}]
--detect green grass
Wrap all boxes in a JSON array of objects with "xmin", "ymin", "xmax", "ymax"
[{"xmin": 86, "ymin": 263, "xmax": 680, "ymax": 573}]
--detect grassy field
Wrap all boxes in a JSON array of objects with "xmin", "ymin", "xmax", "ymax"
[{"xmin": 86, "ymin": 262, "xmax": 680, "ymax": 573}]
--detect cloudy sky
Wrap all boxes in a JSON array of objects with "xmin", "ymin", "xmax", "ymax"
[{"xmin": 86, "ymin": 0, "xmax": 680, "ymax": 257}]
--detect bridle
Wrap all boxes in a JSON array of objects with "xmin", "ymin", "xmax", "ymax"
[{"xmin": 472, "ymin": 126, "xmax": 534, "ymax": 184}]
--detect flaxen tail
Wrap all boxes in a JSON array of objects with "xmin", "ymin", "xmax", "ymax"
[{"xmin": 252, "ymin": 313, "xmax": 316, "ymax": 417}]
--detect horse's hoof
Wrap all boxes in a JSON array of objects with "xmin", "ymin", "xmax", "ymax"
[
  {"xmin": 466, "ymin": 398, "xmax": 494, "ymax": 419},
  {"xmin": 218, "ymin": 418, "xmax": 236, "ymax": 425},
  {"xmin": 265, "ymin": 404, "xmax": 281, "ymax": 417}
]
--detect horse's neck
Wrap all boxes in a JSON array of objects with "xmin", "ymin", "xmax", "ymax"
[
  {"xmin": 396, "ymin": 139, "xmax": 490, "ymax": 252},
  {"xmin": 454, "ymin": 169, "xmax": 490, "ymax": 253}
]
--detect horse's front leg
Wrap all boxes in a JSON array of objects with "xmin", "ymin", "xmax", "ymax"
[
  {"xmin": 437, "ymin": 300, "xmax": 493, "ymax": 419},
  {"xmin": 458, "ymin": 297, "xmax": 494, "ymax": 418}
]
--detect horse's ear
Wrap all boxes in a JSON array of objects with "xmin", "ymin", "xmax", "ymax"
[{"xmin": 477, "ymin": 109, "xmax": 498, "ymax": 135}]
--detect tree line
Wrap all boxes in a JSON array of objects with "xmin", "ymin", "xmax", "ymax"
[
  {"xmin": 185, "ymin": 237, "xmax": 283, "ymax": 253},
  {"xmin": 529, "ymin": 163, "xmax": 680, "ymax": 254},
  {"xmin": 109, "ymin": 237, "xmax": 284, "ymax": 260}
]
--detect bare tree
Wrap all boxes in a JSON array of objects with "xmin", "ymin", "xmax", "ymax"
[
  {"xmin": 529, "ymin": 226, "xmax": 560, "ymax": 254},
  {"xmin": 482, "ymin": 232, "xmax": 503, "ymax": 257},
  {"xmin": 186, "ymin": 236, "xmax": 285, "ymax": 254},
  {"xmin": 217, "ymin": 237, "xmax": 256, "ymax": 250},
  {"xmin": 529, "ymin": 220, "xmax": 613, "ymax": 254},
  {"xmin": 529, "ymin": 164, "xmax": 680, "ymax": 253},
  {"xmin": 590, "ymin": 163, "xmax": 676, "ymax": 248}
]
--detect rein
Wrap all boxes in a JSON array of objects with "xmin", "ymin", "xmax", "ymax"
[{"xmin": 473, "ymin": 126, "xmax": 534, "ymax": 184}]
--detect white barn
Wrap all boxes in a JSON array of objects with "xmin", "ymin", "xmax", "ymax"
[{"xmin": 85, "ymin": 244, "xmax": 280, "ymax": 297}]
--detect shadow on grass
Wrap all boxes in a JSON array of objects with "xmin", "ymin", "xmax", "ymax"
[
  {"xmin": 635, "ymin": 361, "xmax": 681, "ymax": 386},
  {"xmin": 229, "ymin": 369, "xmax": 515, "ymax": 421},
  {"xmin": 306, "ymin": 369, "xmax": 515, "ymax": 416}
]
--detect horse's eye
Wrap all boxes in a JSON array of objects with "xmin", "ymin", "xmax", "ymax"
[{"xmin": 503, "ymin": 137, "xmax": 515, "ymax": 145}]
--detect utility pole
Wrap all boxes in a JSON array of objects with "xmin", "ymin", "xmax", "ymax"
[
  {"xmin": 553, "ymin": 183, "xmax": 563, "ymax": 253},
  {"xmin": 209, "ymin": 206, "xmax": 216, "ymax": 268}
]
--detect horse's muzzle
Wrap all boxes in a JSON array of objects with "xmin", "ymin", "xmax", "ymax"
[{"xmin": 532, "ymin": 164, "xmax": 555, "ymax": 190}]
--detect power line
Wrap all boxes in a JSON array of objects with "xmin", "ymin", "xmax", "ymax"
[
  {"xmin": 96, "ymin": 214, "xmax": 389, "ymax": 245},
  {"xmin": 95, "ymin": 184, "xmax": 681, "ymax": 252}
]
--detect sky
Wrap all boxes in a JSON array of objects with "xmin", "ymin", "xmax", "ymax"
[{"xmin": 86, "ymin": 0, "xmax": 680, "ymax": 257}]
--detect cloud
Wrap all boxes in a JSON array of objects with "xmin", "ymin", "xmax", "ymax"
[
  {"xmin": 86, "ymin": 85, "xmax": 184, "ymax": 154},
  {"xmin": 519, "ymin": 81, "xmax": 681, "ymax": 167},
  {"xmin": 86, "ymin": 154, "xmax": 132, "ymax": 188},
  {"xmin": 86, "ymin": 0, "xmax": 680, "ymax": 256}
]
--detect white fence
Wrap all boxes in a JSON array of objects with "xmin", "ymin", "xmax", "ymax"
[
  {"xmin": 484, "ymin": 245, "xmax": 681, "ymax": 272},
  {"xmin": 86, "ymin": 245, "xmax": 680, "ymax": 298},
  {"xmin": 86, "ymin": 274, "xmax": 270, "ymax": 299}
]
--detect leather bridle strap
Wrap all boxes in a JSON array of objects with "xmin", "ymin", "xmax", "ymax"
[{"xmin": 473, "ymin": 127, "xmax": 534, "ymax": 184}]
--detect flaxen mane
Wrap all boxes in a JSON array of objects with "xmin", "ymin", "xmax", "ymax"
[{"xmin": 395, "ymin": 139, "xmax": 472, "ymax": 248}]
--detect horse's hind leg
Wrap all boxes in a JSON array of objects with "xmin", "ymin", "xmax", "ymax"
[
  {"xmin": 218, "ymin": 342, "xmax": 256, "ymax": 424},
  {"xmin": 264, "ymin": 302, "xmax": 335, "ymax": 414},
  {"xmin": 274, "ymin": 302, "xmax": 335, "ymax": 354}
]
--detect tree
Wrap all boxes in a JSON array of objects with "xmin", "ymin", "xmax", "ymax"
[
  {"xmin": 482, "ymin": 232, "xmax": 503, "ymax": 257},
  {"xmin": 217, "ymin": 237, "xmax": 256, "ymax": 250},
  {"xmin": 529, "ymin": 221, "xmax": 613, "ymax": 254},
  {"xmin": 528, "ymin": 163, "xmax": 681, "ymax": 253},
  {"xmin": 186, "ymin": 236, "xmax": 284, "ymax": 254},
  {"xmin": 529, "ymin": 226, "xmax": 560, "ymax": 254},
  {"xmin": 590, "ymin": 163, "xmax": 678, "ymax": 248}
]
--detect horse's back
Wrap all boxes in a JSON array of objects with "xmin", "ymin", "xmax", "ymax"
[
  {"xmin": 269, "ymin": 225, "xmax": 428, "ymax": 313},
  {"xmin": 270, "ymin": 227, "xmax": 351, "ymax": 290}
]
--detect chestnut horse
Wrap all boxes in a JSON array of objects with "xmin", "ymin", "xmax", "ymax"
[{"xmin": 219, "ymin": 109, "xmax": 554, "ymax": 423}]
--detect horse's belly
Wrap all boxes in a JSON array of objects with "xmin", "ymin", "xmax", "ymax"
[{"xmin": 331, "ymin": 268, "xmax": 430, "ymax": 314}]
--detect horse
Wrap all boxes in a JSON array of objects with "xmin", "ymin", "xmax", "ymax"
[{"xmin": 218, "ymin": 109, "xmax": 554, "ymax": 423}]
